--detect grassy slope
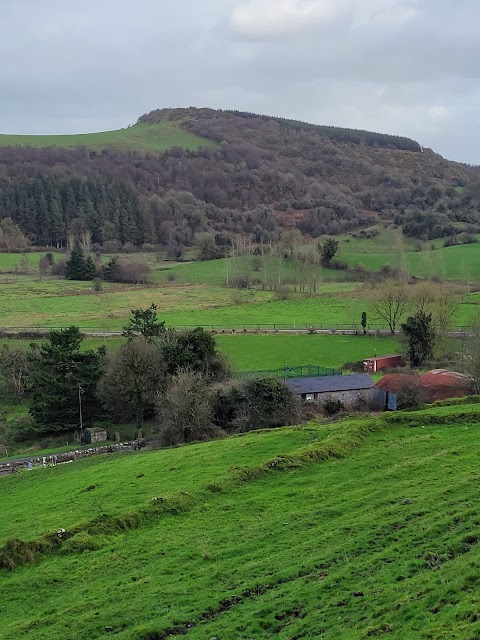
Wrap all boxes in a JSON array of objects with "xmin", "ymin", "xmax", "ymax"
[
  {"xmin": 338, "ymin": 230, "xmax": 480, "ymax": 281},
  {"xmin": 0, "ymin": 122, "xmax": 215, "ymax": 152},
  {"xmin": 1, "ymin": 404, "xmax": 480, "ymax": 638}
]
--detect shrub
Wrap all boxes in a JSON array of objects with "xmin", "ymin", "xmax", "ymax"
[
  {"xmin": 275, "ymin": 285, "xmax": 291, "ymax": 301},
  {"xmin": 323, "ymin": 398, "xmax": 345, "ymax": 416}
]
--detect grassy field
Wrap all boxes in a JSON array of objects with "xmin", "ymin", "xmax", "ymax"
[
  {"xmin": 216, "ymin": 334, "xmax": 399, "ymax": 370},
  {"xmin": 0, "ymin": 122, "xmax": 214, "ymax": 153},
  {"xmin": 339, "ymin": 234, "xmax": 480, "ymax": 281},
  {"xmin": 1, "ymin": 403, "xmax": 480, "ymax": 638}
]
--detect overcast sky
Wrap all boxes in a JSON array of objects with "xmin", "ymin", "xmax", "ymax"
[{"xmin": 0, "ymin": 0, "xmax": 478, "ymax": 163}]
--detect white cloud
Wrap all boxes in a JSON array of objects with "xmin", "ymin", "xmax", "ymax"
[
  {"xmin": 230, "ymin": 0, "xmax": 417, "ymax": 38},
  {"xmin": 230, "ymin": 0, "xmax": 339, "ymax": 38}
]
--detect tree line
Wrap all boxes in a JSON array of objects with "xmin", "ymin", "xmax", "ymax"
[{"xmin": 0, "ymin": 306, "xmax": 299, "ymax": 445}]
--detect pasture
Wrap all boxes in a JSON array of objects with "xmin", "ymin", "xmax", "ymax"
[
  {"xmin": 0, "ymin": 122, "xmax": 214, "ymax": 153},
  {"xmin": 1, "ymin": 404, "xmax": 480, "ymax": 638},
  {"xmin": 339, "ymin": 237, "xmax": 480, "ymax": 281}
]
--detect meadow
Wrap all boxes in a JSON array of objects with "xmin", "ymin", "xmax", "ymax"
[
  {"xmin": 0, "ymin": 122, "xmax": 214, "ymax": 153},
  {"xmin": 337, "ymin": 231, "xmax": 480, "ymax": 281},
  {"xmin": 1, "ymin": 403, "xmax": 480, "ymax": 639}
]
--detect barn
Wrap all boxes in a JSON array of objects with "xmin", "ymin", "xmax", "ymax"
[{"xmin": 285, "ymin": 374, "xmax": 374, "ymax": 406}]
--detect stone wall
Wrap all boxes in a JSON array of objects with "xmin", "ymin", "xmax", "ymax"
[{"xmin": 305, "ymin": 388, "xmax": 374, "ymax": 407}]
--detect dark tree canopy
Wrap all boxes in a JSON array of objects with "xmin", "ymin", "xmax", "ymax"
[
  {"xmin": 123, "ymin": 304, "xmax": 165, "ymax": 341},
  {"xmin": 29, "ymin": 327, "xmax": 105, "ymax": 433},
  {"xmin": 401, "ymin": 311, "xmax": 435, "ymax": 368},
  {"xmin": 65, "ymin": 244, "xmax": 96, "ymax": 281}
]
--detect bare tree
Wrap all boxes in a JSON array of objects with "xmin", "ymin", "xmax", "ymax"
[
  {"xmin": 373, "ymin": 279, "xmax": 410, "ymax": 334},
  {"xmin": 0, "ymin": 346, "xmax": 30, "ymax": 403},
  {"xmin": 155, "ymin": 369, "xmax": 221, "ymax": 446},
  {"xmin": 462, "ymin": 315, "xmax": 480, "ymax": 394},
  {"xmin": 80, "ymin": 229, "xmax": 92, "ymax": 256}
]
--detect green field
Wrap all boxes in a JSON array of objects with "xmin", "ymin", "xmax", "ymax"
[
  {"xmin": 2, "ymin": 403, "xmax": 480, "ymax": 638},
  {"xmin": 338, "ymin": 232, "xmax": 480, "ymax": 281},
  {"xmin": 216, "ymin": 334, "xmax": 398, "ymax": 370},
  {"xmin": 0, "ymin": 122, "xmax": 214, "ymax": 153}
]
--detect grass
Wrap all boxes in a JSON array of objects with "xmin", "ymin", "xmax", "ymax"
[
  {"xmin": 216, "ymin": 334, "xmax": 399, "ymax": 370},
  {"xmin": 340, "ymin": 238, "xmax": 480, "ymax": 281},
  {"xmin": 1, "ymin": 404, "xmax": 480, "ymax": 638},
  {"xmin": 0, "ymin": 122, "xmax": 215, "ymax": 153}
]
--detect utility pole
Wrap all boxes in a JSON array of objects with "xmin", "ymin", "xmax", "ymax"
[{"xmin": 78, "ymin": 386, "xmax": 84, "ymax": 443}]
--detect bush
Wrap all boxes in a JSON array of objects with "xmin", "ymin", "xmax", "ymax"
[
  {"xmin": 212, "ymin": 377, "xmax": 299, "ymax": 433},
  {"xmin": 397, "ymin": 380, "xmax": 428, "ymax": 410},
  {"xmin": 103, "ymin": 256, "xmax": 151, "ymax": 284},
  {"xmin": 50, "ymin": 259, "xmax": 67, "ymax": 277},
  {"xmin": 275, "ymin": 285, "xmax": 291, "ymax": 301},
  {"xmin": 322, "ymin": 398, "xmax": 345, "ymax": 415}
]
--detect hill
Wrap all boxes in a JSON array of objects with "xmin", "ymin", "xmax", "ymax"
[
  {"xmin": 1, "ymin": 402, "xmax": 480, "ymax": 638},
  {"xmin": 0, "ymin": 121, "xmax": 214, "ymax": 153},
  {"xmin": 0, "ymin": 107, "xmax": 479, "ymax": 250}
]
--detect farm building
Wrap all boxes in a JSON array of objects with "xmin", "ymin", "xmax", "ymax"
[
  {"xmin": 285, "ymin": 374, "xmax": 374, "ymax": 406},
  {"xmin": 363, "ymin": 355, "xmax": 404, "ymax": 373},
  {"xmin": 376, "ymin": 369, "xmax": 473, "ymax": 403}
]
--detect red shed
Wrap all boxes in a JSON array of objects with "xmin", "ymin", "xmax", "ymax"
[{"xmin": 363, "ymin": 355, "xmax": 404, "ymax": 373}]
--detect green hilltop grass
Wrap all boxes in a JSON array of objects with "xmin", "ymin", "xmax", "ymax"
[
  {"xmin": 1, "ymin": 404, "xmax": 480, "ymax": 638},
  {"xmin": 0, "ymin": 122, "xmax": 215, "ymax": 152}
]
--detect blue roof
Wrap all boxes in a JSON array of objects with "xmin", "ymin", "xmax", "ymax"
[{"xmin": 285, "ymin": 374, "xmax": 374, "ymax": 395}]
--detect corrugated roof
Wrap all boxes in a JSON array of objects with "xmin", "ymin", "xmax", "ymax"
[{"xmin": 285, "ymin": 374, "xmax": 374, "ymax": 395}]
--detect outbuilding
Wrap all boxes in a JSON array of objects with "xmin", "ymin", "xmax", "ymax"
[
  {"xmin": 285, "ymin": 373, "xmax": 374, "ymax": 407},
  {"xmin": 83, "ymin": 427, "xmax": 108, "ymax": 444},
  {"xmin": 363, "ymin": 355, "xmax": 404, "ymax": 373}
]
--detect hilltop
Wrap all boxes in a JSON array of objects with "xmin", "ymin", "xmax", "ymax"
[
  {"xmin": 0, "ymin": 107, "xmax": 479, "ymax": 250},
  {"xmin": 1, "ymin": 402, "xmax": 480, "ymax": 638}
]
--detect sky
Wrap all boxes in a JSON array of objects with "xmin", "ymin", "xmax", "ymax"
[{"xmin": 0, "ymin": 0, "xmax": 478, "ymax": 163}]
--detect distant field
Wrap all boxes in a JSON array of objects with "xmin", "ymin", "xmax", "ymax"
[
  {"xmin": 216, "ymin": 334, "xmax": 399, "ymax": 370},
  {"xmin": 0, "ymin": 122, "xmax": 214, "ymax": 152},
  {"xmin": 0, "ymin": 274, "xmax": 478, "ymax": 329},
  {"xmin": 2, "ymin": 405, "xmax": 480, "ymax": 638},
  {"xmin": 340, "ymin": 241, "xmax": 480, "ymax": 281}
]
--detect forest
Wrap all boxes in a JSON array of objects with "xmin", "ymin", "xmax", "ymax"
[{"xmin": 0, "ymin": 107, "xmax": 480, "ymax": 251}]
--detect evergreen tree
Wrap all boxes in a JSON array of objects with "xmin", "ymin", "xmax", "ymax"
[
  {"xmin": 123, "ymin": 304, "xmax": 165, "ymax": 341},
  {"xmin": 401, "ymin": 310, "xmax": 435, "ymax": 368},
  {"xmin": 65, "ymin": 243, "xmax": 95, "ymax": 280},
  {"xmin": 29, "ymin": 327, "xmax": 105, "ymax": 433}
]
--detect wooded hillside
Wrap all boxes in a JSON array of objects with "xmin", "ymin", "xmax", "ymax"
[{"xmin": 0, "ymin": 107, "xmax": 479, "ymax": 250}]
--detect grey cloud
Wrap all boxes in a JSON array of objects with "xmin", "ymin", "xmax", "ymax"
[{"xmin": 0, "ymin": 0, "xmax": 478, "ymax": 162}]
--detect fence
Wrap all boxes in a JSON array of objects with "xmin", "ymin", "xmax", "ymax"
[
  {"xmin": 0, "ymin": 324, "xmax": 477, "ymax": 336},
  {"xmin": 236, "ymin": 364, "xmax": 342, "ymax": 380}
]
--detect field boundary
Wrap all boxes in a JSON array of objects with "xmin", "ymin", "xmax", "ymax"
[{"xmin": 0, "ymin": 324, "xmax": 477, "ymax": 337}]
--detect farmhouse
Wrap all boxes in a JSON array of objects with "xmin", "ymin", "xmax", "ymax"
[{"xmin": 285, "ymin": 373, "xmax": 374, "ymax": 406}]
